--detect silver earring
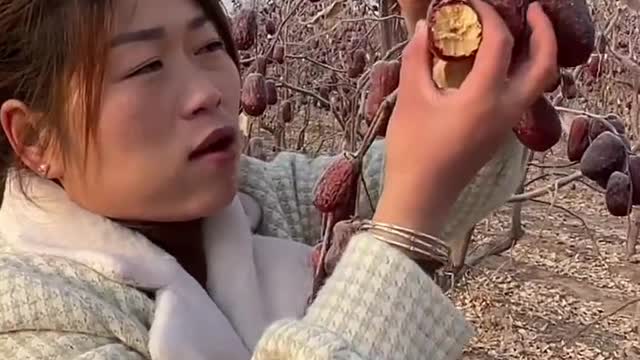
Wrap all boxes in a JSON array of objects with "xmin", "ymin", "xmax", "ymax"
[{"xmin": 37, "ymin": 163, "xmax": 50, "ymax": 178}]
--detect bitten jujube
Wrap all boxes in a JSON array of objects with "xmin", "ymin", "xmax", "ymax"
[
  {"xmin": 427, "ymin": 0, "xmax": 596, "ymax": 152},
  {"xmin": 428, "ymin": 0, "xmax": 595, "ymax": 67}
]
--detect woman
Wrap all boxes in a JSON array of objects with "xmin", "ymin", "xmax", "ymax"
[{"xmin": 0, "ymin": 0, "xmax": 557, "ymax": 359}]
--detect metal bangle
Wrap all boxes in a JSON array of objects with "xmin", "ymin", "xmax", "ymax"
[{"xmin": 359, "ymin": 219, "xmax": 451, "ymax": 264}]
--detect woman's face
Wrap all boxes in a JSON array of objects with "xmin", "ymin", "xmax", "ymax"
[{"xmin": 60, "ymin": 0, "xmax": 242, "ymax": 221}]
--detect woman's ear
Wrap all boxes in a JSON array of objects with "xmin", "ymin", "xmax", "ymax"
[{"xmin": 0, "ymin": 99, "xmax": 63, "ymax": 179}]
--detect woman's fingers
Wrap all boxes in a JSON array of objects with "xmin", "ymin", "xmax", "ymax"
[
  {"xmin": 506, "ymin": 2, "xmax": 558, "ymax": 109},
  {"xmin": 461, "ymin": 0, "xmax": 514, "ymax": 93},
  {"xmin": 399, "ymin": 19, "xmax": 439, "ymax": 97}
]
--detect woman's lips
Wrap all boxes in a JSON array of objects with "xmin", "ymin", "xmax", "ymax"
[{"xmin": 189, "ymin": 126, "xmax": 237, "ymax": 161}]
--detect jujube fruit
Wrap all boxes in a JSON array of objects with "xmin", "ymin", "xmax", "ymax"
[
  {"xmin": 538, "ymin": 0, "xmax": 595, "ymax": 67},
  {"xmin": 241, "ymin": 73, "xmax": 267, "ymax": 117},
  {"xmin": 273, "ymin": 44, "xmax": 285, "ymax": 64},
  {"xmin": 265, "ymin": 18, "xmax": 276, "ymax": 35},
  {"xmin": 627, "ymin": 156, "xmax": 640, "ymax": 204},
  {"xmin": 254, "ymin": 55, "xmax": 267, "ymax": 76},
  {"xmin": 265, "ymin": 80, "xmax": 278, "ymax": 105},
  {"xmin": 512, "ymin": 96, "xmax": 562, "ymax": 152},
  {"xmin": 281, "ymin": 99, "xmax": 293, "ymax": 123},
  {"xmin": 313, "ymin": 156, "xmax": 361, "ymax": 214},
  {"xmin": 232, "ymin": 9, "xmax": 257, "ymax": 51},
  {"xmin": 605, "ymin": 113, "xmax": 625, "ymax": 135},
  {"xmin": 567, "ymin": 116, "xmax": 591, "ymax": 161},
  {"xmin": 627, "ymin": 155, "xmax": 640, "ymax": 205},
  {"xmin": 605, "ymin": 171, "xmax": 632, "ymax": 216},
  {"xmin": 589, "ymin": 118, "xmax": 615, "ymax": 139},
  {"xmin": 428, "ymin": 0, "xmax": 484, "ymax": 61},
  {"xmin": 580, "ymin": 132, "xmax": 627, "ymax": 185},
  {"xmin": 428, "ymin": 0, "xmax": 595, "ymax": 68},
  {"xmin": 365, "ymin": 60, "xmax": 401, "ymax": 123},
  {"xmin": 347, "ymin": 49, "xmax": 367, "ymax": 78}
]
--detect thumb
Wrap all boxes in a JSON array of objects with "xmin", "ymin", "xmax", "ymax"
[{"xmin": 399, "ymin": 19, "xmax": 438, "ymax": 95}]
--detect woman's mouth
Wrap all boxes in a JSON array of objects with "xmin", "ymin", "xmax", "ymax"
[{"xmin": 189, "ymin": 126, "xmax": 238, "ymax": 162}]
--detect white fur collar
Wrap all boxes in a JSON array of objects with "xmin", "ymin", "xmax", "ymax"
[{"xmin": 0, "ymin": 172, "xmax": 311, "ymax": 359}]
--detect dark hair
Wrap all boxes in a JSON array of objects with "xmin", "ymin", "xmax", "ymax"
[{"xmin": 0, "ymin": 0, "xmax": 239, "ymax": 202}]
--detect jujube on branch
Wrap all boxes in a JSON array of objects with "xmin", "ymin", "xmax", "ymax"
[
  {"xmin": 241, "ymin": 73, "xmax": 268, "ymax": 117},
  {"xmin": 265, "ymin": 80, "xmax": 278, "ymax": 105},
  {"xmin": 605, "ymin": 171, "xmax": 632, "ymax": 217},
  {"xmin": 364, "ymin": 60, "xmax": 401, "ymax": 135},
  {"xmin": 512, "ymin": 96, "xmax": 562, "ymax": 152},
  {"xmin": 628, "ymin": 155, "xmax": 640, "ymax": 205},
  {"xmin": 347, "ymin": 49, "xmax": 367, "ymax": 78},
  {"xmin": 232, "ymin": 9, "xmax": 257, "ymax": 51},
  {"xmin": 580, "ymin": 131, "xmax": 627, "ymax": 187},
  {"xmin": 567, "ymin": 116, "xmax": 591, "ymax": 162}
]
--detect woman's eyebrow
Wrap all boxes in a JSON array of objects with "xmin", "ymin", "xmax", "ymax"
[{"xmin": 110, "ymin": 14, "xmax": 209, "ymax": 48}]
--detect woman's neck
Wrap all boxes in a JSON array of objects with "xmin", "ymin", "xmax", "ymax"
[
  {"xmin": 50, "ymin": 180, "xmax": 209, "ymax": 290},
  {"xmin": 115, "ymin": 218, "xmax": 209, "ymax": 289}
]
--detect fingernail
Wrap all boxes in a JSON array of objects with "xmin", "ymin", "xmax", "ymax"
[{"xmin": 416, "ymin": 19, "xmax": 426, "ymax": 32}]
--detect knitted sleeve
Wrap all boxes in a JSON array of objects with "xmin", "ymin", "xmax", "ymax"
[
  {"xmin": 238, "ymin": 139, "xmax": 386, "ymax": 245},
  {"xmin": 252, "ymin": 231, "xmax": 473, "ymax": 360},
  {"xmin": 239, "ymin": 133, "xmax": 528, "ymax": 247},
  {"xmin": 0, "ymin": 332, "xmax": 145, "ymax": 359}
]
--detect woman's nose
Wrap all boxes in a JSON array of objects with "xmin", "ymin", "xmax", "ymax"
[{"xmin": 180, "ymin": 70, "xmax": 223, "ymax": 120}]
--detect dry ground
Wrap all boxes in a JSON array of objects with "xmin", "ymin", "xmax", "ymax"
[
  {"xmin": 451, "ymin": 3, "xmax": 640, "ymax": 357},
  {"xmin": 456, "ymin": 150, "xmax": 639, "ymax": 359}
]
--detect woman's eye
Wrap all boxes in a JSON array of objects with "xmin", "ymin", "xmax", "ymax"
[
  {"xmin": 196, "ymin": 40, "xmax": 224, "ymax": 55},
  {"xmin": 127, "ymin": 60, "xmax": 163, "ymax": 78}
]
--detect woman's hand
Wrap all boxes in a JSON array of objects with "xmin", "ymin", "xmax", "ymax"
[{"xmin": 373, "ymin": 0, "xmax": 557, "ymax": 236}]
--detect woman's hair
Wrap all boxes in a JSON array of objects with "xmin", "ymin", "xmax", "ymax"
[{"xmin": 0, "ymin": 0, "xmax": 239, "ymax": 201}]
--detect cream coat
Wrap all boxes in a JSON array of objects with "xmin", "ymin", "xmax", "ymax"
[{"xmin": 0, "ymin": 172, "xmax": 314, "ymax": 360}]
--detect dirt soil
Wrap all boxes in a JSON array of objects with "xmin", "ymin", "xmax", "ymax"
[{"xmin": 456, "ymin": 152, "xmax": 639, "ymax": 359}]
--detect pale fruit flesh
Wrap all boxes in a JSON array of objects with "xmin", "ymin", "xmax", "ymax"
[{"xmin": 431, "ymin": 4, "xmax": 482, "ymax": 58}]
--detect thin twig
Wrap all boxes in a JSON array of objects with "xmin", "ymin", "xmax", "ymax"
[
  {"xmin": 508, "ymin": 171, "xmax": 583, "ymax": 203},
  {"xmin": 566, "ymin": 297, "xmax": 640, "ymax": 342}
]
